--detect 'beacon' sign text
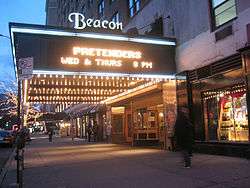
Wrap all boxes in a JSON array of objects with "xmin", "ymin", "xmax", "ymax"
[{"xmin": 68, "ymin": 13, "xmax": 123, "ymax": 31}]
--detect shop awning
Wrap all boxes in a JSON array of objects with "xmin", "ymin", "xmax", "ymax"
[{"xmin": 37, "ymin": 112, "xmax": 69, "ymax": 122}]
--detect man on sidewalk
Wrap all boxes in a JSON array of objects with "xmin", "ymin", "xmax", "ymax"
[
  {"xmin": 174, "ymin": 107, "xmax": 194, "ymax": 168},
  {"xmin": 48, "ymin": 129, "xmax": 53, "ymax": 142},
  {"xmin": 87, "ymin": 121, "xmax": 92, "ymax": 142}
]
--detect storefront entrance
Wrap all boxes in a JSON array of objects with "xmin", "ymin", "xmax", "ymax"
[{"xmin": 177, "ymin": 53, "xmax": 250, "ymax": 157}]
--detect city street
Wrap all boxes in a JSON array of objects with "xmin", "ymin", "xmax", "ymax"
[{"xmin": 2, "ymin": 136, "xmax": 250, "ymax": 188}]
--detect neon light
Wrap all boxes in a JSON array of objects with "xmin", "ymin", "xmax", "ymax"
[
  {"xmin": 61, "ymin": 57, "xmax": 80, "ymax": 64},
  {"xmin": 23, "ymin": 80, "xmax": 28, "ymax": 104},
  {"xmin": 10, "ymin": 26, "xmax": 175, "ymax": 78},
  {"xmin": 129, "ymin": 38, "xmax": 175, "ymax": 46},
  {"xmin": 10, "ymin": 27, "xmax": 176, "ymax": 46},
  {"xmin": 72, "ymin": 47, "xmax": 142, "ymax": 59},
  {"xmin": 95, "ymin": 59, "xmax": 122, "ymax": 67},
  {"xmin": 68, "ymin": 13, "xmax": 123, "ymax": 31},
  {"xmin": 10, "ymin": 30, "xmax": 18, "ymax": 80},
  {"xmin": 32, "ymin": 70, "xmax": 176, "ymax": 79},
  {"xmin": 101, "ymin": 81, "xmax": 159, "ymax": 104}
]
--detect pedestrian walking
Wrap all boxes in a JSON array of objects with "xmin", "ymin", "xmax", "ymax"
[
  {"xmin": 93, "ymin": 121, "xmax": 98, "ymax": 142},
  {"xmin": 48, "ymin": 129, "xmax": 53, "ymax": 142},
  {"xmin": 87, "ymin": 121, "xmax": 92, "ymax": 142},
  {"xmin": 106, "ymin": 124, "xmax": 112, "ymax": 143},
  {"xmin": 174, "ymin": 107, "xmax": 194, "ymax": 168}
]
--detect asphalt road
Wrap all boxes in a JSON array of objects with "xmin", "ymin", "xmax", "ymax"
[{"xmin": 2, "ymin": 137, "xmax": 250, "ymax": 188}]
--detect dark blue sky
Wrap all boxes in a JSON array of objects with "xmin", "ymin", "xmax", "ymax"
[{"xmin": 0, "ymin": 0, "xmax": 46, "ymax": 82}]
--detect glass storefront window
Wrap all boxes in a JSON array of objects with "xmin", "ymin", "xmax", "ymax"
[{"xmin": 203, "ymin": 84, "xmax": 249, "ymax": 142}]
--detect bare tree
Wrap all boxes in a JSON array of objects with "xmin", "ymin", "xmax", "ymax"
[{"xmin": 0, "ymin": 79, "xmax": 41, "ymax": 128}]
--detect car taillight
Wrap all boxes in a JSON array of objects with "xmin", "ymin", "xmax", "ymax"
[{"xmin": 4, "ymin": 137, "xmax": 11, "ymax": 140}]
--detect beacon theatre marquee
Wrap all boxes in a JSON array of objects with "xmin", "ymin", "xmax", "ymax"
[{"xmin": 10, "ymin": 23, "xmax": 176, "ymax": 75}]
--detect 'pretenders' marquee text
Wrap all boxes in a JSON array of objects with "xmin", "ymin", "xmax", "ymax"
[{"xmin": 61, "ymin": 47, "xmax": 153, "ymax": 69}]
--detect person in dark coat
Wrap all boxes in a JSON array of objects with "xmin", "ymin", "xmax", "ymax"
[
  {"xmin": 48, "ymin": 129, "xmax": 53, "ymax": 142},
  {"xmin": 93, "ymin": 121, "xmax": 98, "ymax": 142},
  {"xmin": 175, "ymin": 107, "xmax": 194, "ymax": 168},
  {"xmin": 87, "ymin": 122, "xmax": 92, "ymax": 142}
]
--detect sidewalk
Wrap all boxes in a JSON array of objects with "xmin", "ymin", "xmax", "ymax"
[
  {"xmin": 0, "ymin": 147, "xmax": 12, "ymax": 173},
  {"xmin": 2, "ymin": 136, "xmax": 250, "ymax": 188}
]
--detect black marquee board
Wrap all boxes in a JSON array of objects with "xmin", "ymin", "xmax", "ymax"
[{"xmin": 11, "ymin": 24, "xmax": 176, "ymax": 75}]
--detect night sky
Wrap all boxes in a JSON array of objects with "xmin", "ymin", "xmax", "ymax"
[{"xmin": 0, "ymin": 0, "xmax": 46, "ymax": 83}]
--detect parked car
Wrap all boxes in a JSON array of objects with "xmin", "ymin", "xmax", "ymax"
[{"xmin": 0, "ymin": 129, "xmax": 14, "ymax": 147}]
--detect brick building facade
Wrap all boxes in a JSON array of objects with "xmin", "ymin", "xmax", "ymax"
[{"xmin": 45, "ymin": 0, "xmax": 250, "ymax": 156}]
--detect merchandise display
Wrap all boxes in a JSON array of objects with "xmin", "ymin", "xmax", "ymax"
[
  {"xmin": 133, "ymin": 106, "xmax": 162, "ymax": 140},
  {"xmin": 203, "ymin": 84, "xmax": 249, "ymax": 142}
]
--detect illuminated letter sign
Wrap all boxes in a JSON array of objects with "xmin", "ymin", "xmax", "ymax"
[
  {"xmin": 61, "ymin": 47, "xmax": 152, "ymax": 69},
  {"xmin": 68, "ymin": 13, "xmax": 123, "ymax": 31}
]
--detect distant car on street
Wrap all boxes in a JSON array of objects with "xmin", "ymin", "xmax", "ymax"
[{"xmin": 0, "ymin": 129, "xmax": 14, "ymax": 147}]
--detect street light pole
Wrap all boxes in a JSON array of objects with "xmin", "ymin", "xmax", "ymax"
[{"xmin": 0, "ymin": 33, "xmax": 22, "ymax": 186}]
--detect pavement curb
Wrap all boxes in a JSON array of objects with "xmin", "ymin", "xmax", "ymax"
[{"xmin": 0, "ymin": 148, "xmax": 15, "ymax": 186}]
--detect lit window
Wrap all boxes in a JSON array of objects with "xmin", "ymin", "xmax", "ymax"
[
  {"xmin": 129, "ymin": 0, "xmax": 140, "ymax": 17},
  {"xmin": 98, "ymin": 0, "xmax": 105, "ymax": 18},
  {"xmin": 111, "ymin": 12, "xmax": 120, "ymax": 23},
  {"xmin": 211, "ymin": 0, "xmax": 237, "ymax": 28}
]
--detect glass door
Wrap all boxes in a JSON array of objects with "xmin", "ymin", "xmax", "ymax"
[{"xmin": 206, "ymin": 98, "xmax": 219, "ymax": 141}]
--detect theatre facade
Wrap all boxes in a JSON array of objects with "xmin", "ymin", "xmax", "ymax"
[
  {"xmin": 10, "ymin": 23, "xmax": 177, "ymax": 148},
  {"xmin": 10, "ymin": 20, "xmax": 250, "ymax": 156}
]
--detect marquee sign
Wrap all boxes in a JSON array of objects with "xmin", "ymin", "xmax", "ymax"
[{"xmin": 10, "ymin": 24, "xmax": 176, "ymax": 75}]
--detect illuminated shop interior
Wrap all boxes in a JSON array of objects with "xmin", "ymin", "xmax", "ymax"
[{"xmin": 202, "ymin": 84, "xmax": 249, "ymax": 142}]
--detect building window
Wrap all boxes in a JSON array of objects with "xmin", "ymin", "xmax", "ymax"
[
  {"xmin": 75, "ymin": 0, "xmax": 79, "ymax": 8},
  {"xmin": 110, "ymin": 0, "xmax": 116, "ymax": 4},
  {"xmin": 111, "ymin": 12, "xmax": 120, "ymax": 23},
  {"xmin": 129, "ymin": 0, "xmax": 140, "ymax": 17},
  {"xmin": 98, "ymin": 0, "xmax": 105, "ymax": 18},
  {"xmin": 87, "ymin": 0, "xmax": 93, "ymax": 8},
  {"xmin": 211, "ymin": 0, "xmax": 237, "ymax": 29}
]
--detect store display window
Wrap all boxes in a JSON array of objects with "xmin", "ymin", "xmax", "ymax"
[
  {"xmin": 134, "ymin": 108, "xmax": 157, "ymax": 129},
  {"xmin": 202, "ymin": 84, "xmax": 249, "ymax": 142},
  {"xmin": 133, "ymin": 106, "xmax": 162, "ymax": 140}
]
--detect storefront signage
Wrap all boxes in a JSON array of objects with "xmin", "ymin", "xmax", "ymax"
[
  {"xmin": 68, "ymin": 13, "xmax": 123, "ymax": 31},
  {"xmin": 61, "ymin": 47, "xmax": 153, "ymax": 70},
  {"xmin": 18, "ymin": 57, "xmax": 33, "ymax": 80}
]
